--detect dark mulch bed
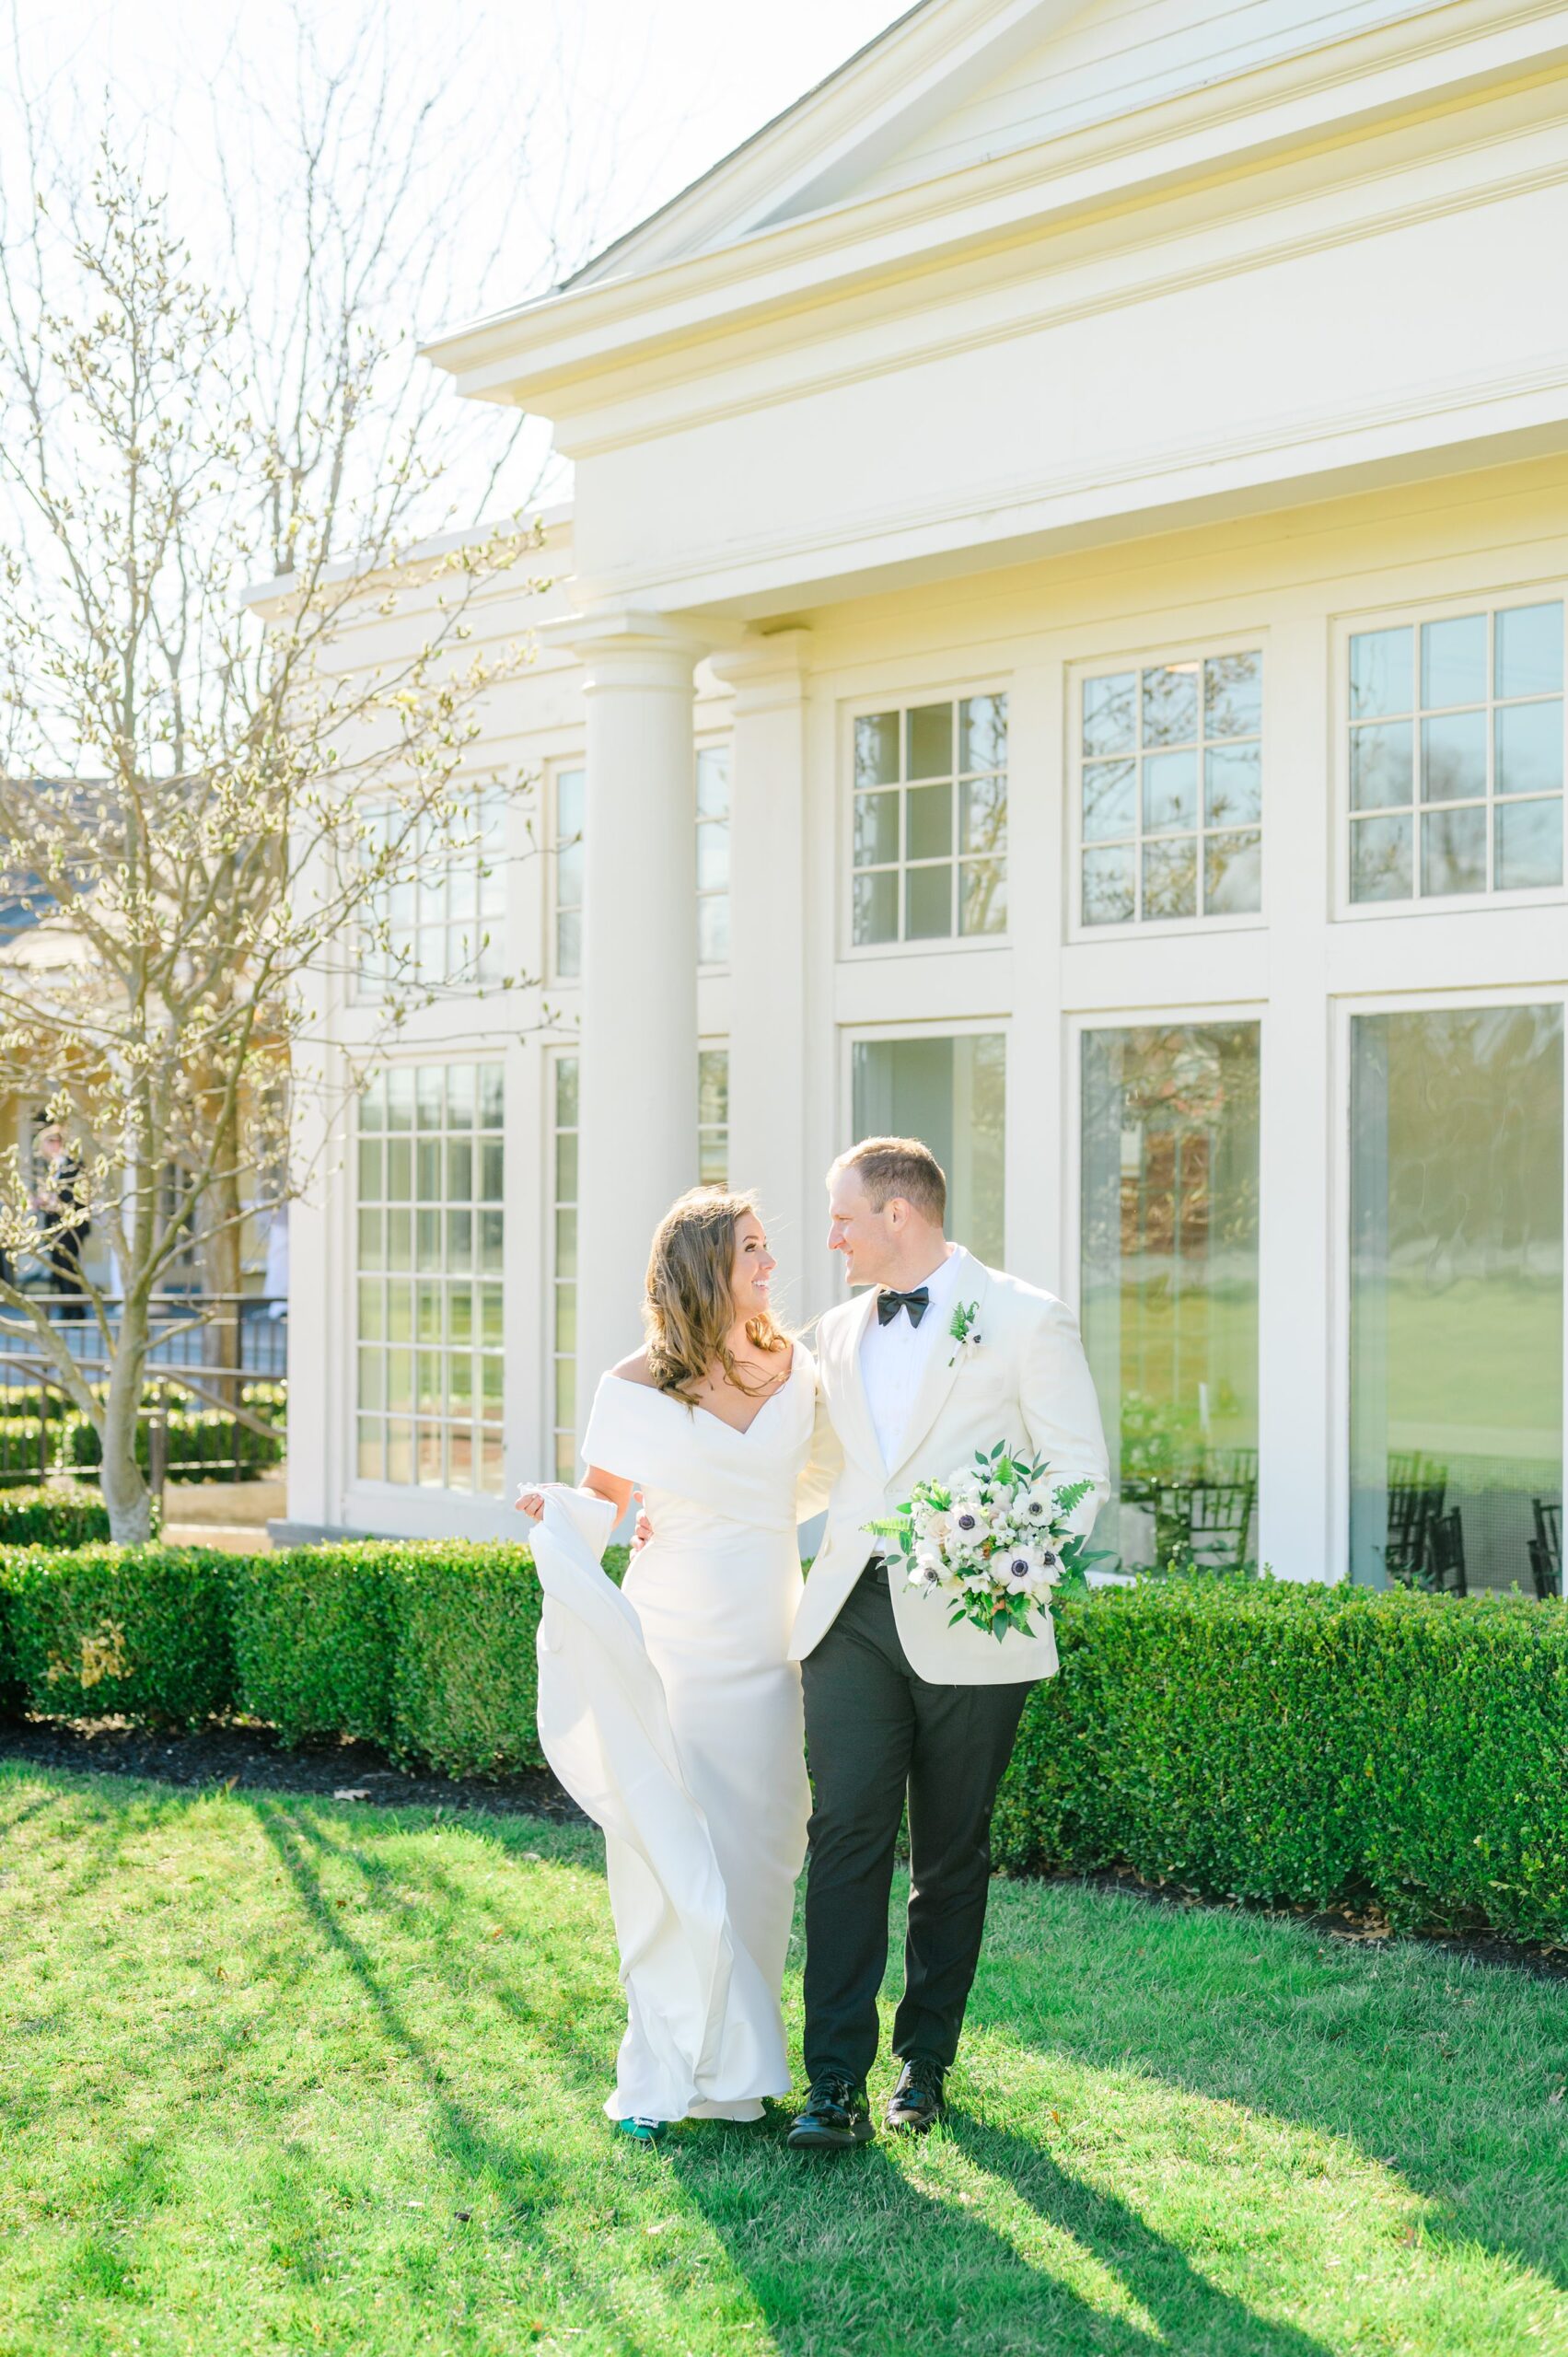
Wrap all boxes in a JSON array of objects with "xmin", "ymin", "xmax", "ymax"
[{"xmin": 0, "ymin": 1713, "xmax": 584, "ymax": 1820}]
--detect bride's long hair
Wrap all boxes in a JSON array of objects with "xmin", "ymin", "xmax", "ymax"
[{"xmin": 644, "ymin": 1187, "xmax": 794, "ymax": 1406}]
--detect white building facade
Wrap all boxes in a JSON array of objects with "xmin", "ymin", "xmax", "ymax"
[{"xmin": 287, "ymin": 0, "xmax": 1568, "ymax": 1597}]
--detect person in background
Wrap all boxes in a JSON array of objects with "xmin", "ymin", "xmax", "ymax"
[{"xmin": 34, "ymin": 1123, "xmax": 90, "ymax": 1319}]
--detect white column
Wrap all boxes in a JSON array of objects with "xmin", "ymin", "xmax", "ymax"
[
  {"xmin": 708, "ymin": 631, "xmax": 813, "ymax": 1321},
  {"xmin": 285, "ymin": 1074, "xmax": 335, "ymax": 1531},
  {"xmin": 567, "ymin": 610, "xmax": 702, "ymax": 1437},
  {"xmin": 1256, "ymin": 611, "xmax": 1333, "ymax": 1584}
]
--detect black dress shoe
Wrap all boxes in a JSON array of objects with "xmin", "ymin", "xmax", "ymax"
[
  {"xmin": 886, "ymin": 2054, "xmax": 947, "ymax": 2133},
  {"xmin": 786, "ymin": 2075, "xmax": 874, "ymax": 2151}
]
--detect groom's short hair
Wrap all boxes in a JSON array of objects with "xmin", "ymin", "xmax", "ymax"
[{"xmin": 834, "ymin": 1136, "xmax": 947, "ymax": 1226}]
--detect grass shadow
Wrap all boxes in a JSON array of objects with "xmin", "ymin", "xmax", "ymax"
[
  {"xmin": 0, "ymin": 1782, "xmax": 64, "ymax": 1838},
  {"xmin": 286, "ymin": 1809, "xmax": 1343, "ymax": 2357},
  {"xmin": 11, "ymin": 1769, "xmax": 1565, "ymax": 2354},
  {"xmin": 252, "ymin": 1799, "xmax": 668, "ymax": 2352},
  {"xmin": 970, "ymin": 1878, "xmax": 1568, "ymax": 2295},
  {"xmin": 290, "ymin": 1803, "xmax": 621, "ymax": 2096},
  {"xmin": 278, "ymin": 1797, "xmax": 1568, "ymax": 2344},
  {"xmin": 659, "ymin": 2112, "xmax": 1340, "ymax": 2357}
]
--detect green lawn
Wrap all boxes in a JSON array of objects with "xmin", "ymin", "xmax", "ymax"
[{"xmin": 4, "ymin": 1767, "xmax": 1568, "ymax": 2356}]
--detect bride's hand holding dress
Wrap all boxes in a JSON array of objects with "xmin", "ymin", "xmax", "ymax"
[{"xmin": 518, "ymin": 1341, "xmax": 825, "ymax": 2128}]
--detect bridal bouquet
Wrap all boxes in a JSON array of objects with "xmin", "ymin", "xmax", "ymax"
[{"xmin": 870, "ymin": 1443, "xmax": 1099, "ymax": 1642}]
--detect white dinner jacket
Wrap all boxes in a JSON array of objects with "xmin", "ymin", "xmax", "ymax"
[{"xmin": 791, "ymin": 1260, "xmax": 1109, "ymax": 1686}]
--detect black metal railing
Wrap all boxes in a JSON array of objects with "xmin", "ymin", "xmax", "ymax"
[{"xmin": 0, "ymin": 1294, "xmax": 287, "ymax": 1502}]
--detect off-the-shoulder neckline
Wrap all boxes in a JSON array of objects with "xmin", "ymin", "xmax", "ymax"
[{"xmin": 603, "ymin": 1345, "xmax": 806, "ymax": 1438}]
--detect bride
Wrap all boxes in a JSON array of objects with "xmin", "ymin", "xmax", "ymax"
[{"xmin": 516, "ymin": 1186, "xmax": 835, "ymax": 2142}]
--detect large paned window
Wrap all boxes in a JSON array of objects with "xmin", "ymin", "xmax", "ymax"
[
  {"xmin": 553, "ymin": 766, "xmax": 585, "ymax": 980},
  {"xmin": 357, "ymin": 795, "xmax": 506, "ymax": 1000},
  {"xmin": 851, "ymin": 695, "xmax": 1006, "ymax": 947},
  {"xmin": 697, "ymin": 746, "xmax": 731, "ymax": 967},
  {"xmin": 557, "ymin": 749, "xmax": 730, "ymax": 976},
  {"xmin": 851, "ymin": 1032, "xmax": 1005, "ymax": 1265},
  {"xmin": 551, "ymin": 1054, "xmax": 580, "ymax": 1482},
  {"xmin": 355, "ymin": 1063, "xmax": 505, "ymax": 1495},
  {"xmin": 1348, "ymin": 602, "xmax": 1564, "ymax": 902},
  {"xmin": 699, "ymin": 1047, "xmax": 729, "ymax": 1187},
  {"xmin": 1350, "ymin": 1005, "xmax": 1563, "ymax": 1596},
  {"xmin": 1078, "ymin": 651, "xmax": 1262, "ymax": 927},
  {"xmin": 1080, "ymin": 1024, "xmax": 1260, "ymax": 1573}
]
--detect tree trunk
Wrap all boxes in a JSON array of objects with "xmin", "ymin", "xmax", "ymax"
[
  {"xmin": 99, "ymin": 1297, "xmax": 153, "ymax": 1545},
  {"xmin": 199, "ymin": 1162, "xmax": 244, "ymax": 1414}
]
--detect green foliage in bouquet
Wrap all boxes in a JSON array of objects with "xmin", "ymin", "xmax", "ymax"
[{"xmin": 873, "ymin": 1440, "xmax": 1105, "ymax": 1641}]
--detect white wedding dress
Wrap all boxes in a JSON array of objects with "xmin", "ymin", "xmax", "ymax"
[{"xmin": 527, "ymin": 1347, "xmax": 819, "ymax": 2123}]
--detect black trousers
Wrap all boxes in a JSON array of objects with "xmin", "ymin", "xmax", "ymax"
[{"xmin": 800, "ymin": 1561, "xmax": 1032, "ymax": 2087}]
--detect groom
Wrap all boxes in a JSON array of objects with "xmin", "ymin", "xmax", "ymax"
[{"xmin": 786, "ymin": 1136, "xmax": 1108, "ymax": 2150}]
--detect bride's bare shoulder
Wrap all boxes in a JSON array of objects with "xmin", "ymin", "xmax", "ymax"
[{"xmin": 610, "ymin": 1350, "xmax": 657, "ymax": 1388}]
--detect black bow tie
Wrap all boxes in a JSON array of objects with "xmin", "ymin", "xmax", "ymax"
[{"xmin": 877, "ymin": 1284, "xmax": 931, "ymax": 1328}]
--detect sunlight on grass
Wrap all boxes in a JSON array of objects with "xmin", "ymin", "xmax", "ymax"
[
  {"xmin": 893, "ymin": 2137, "xmax": 1166, "ymax": 2338},
  {"xmin": 4, "ymin": 1763, "xmax": 1568, "ymax": 2356}
]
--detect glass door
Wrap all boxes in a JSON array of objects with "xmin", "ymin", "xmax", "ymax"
[
  {"xmin": 1349, "ymin": 1004, "xmax": 1564, "ymax": 1595},
  {"xmin": 1080, "ymin": 1022, "xmax": 1260, "ymax": 1573}
]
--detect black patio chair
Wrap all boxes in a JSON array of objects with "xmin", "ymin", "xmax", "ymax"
[
  {"xmin": 1530, "ymin": 1498, "xmax": 1562, "ymax": 1600},
  {"xmin": 1424, "ymin": 1506, "xmax": 1467, "ymax": 1596},
  {"xmin": 1201, "ymin": 1446, "xmax": 1259, "ymax": 1487},
  {"xmin": 1154, "ymin": 1478, "xmax": 1257, "ymax": 1573},
  {"xmin": 1384, "ymin": 1468, "xmax": 1446, "ymax": 1588}
]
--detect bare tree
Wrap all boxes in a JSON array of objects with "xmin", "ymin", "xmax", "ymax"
[{"xmin": 0, "ymin": 15, "xmax": 569, "ymax": 1539}]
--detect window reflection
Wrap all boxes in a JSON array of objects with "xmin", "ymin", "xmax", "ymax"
[
  {"xmin": 1080, "ymin": 650, "xmax": 1262, "ymax": 926},
  {"xmin": 1349, "ymin": 604, "xmax": 1564, "ymax": 902},
  {"xmin": 851, "ymin": 1033, "xmax": 1005, "ymax": 1265},
  {"xmin": 851, "ymin": 696, "xmax": 1007, "ymax": 946},
  {"xmin": 1350, "ymin": 1005, "xmax": 1563, "ymax": 1595},
  {"xmin": 356, "ymin": 1063, "xmax": 505, "ymax": 1496},
  {"xmin": 1081, "ymin": 1025, "xmax": 1260, "ymax": 1572},
  {"xmin": 696, "ymin": 746, "xmax": 731, "ymax": 966},
  {"xmin": 698, "ymin": 1047, "xmax": 729, "ymax": 1188}
]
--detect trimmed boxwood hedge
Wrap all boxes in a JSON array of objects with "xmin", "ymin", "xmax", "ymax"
[
  {"xmin": 228, "ymin": 1542, "xmax": 399, "ymax": 1747},
  {"xmin": 6, "ymin": 1547, "xmax": 1568, "ymax": 1944},
  {"xmin": 0, "ymin": 1538, "xmax": 629, "ymax": 1772},
  {"xmin": 0, "ymin": 1485, "xmax": 111, "ymax": 1547},
  {"xmin": 992, "ymin": 1579, "xmax": 1568, "ymax": 1944},
  {"xmin": 0, "ymin": 1543, "xmax": 235, "ymax": 1728},
  {"xmin": 389, "ymin": 1543, "xmax": 551, "ymax": 1777},
  {"xmin": 67, "ymin": 1409, "xmax": 286, "ymax": 1484}
]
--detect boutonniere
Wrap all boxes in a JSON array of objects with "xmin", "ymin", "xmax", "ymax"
[{"xmin": 947, "ymin": 1300, "xmax": 983, "ymax": 1368}]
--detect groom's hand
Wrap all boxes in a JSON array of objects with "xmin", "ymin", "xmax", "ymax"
[{"xmin": 633, "ymin": 1501, "xmax": 654, "ymax": 1554}]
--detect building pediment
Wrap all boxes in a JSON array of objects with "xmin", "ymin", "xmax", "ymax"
[
  {"xmin": 424, "ymin": 0, "xmax": 1565, "ymax": 439},
  {"xmin": 563, "ymin": 0, "xmax": 1089, "ymax": 284},
  {"xmin": 424, "ymin": 0, "xmax": 1568, "ymax": 623},
  {"xmin": 565, "ymin": 0, "xmax": 1441, "ymax": 285}
]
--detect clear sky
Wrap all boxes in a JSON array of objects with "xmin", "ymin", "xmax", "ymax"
[
  {"xmin": 6, "ymin": 0, "xmax": 912, "ymax": 516},
  {"xmin": 13, "ymin": 0, "xmax": 914, "ymax": 318}
]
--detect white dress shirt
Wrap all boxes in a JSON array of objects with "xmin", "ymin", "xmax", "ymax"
[{"xmin": 858, "ymin": 1245, "xmax": 971, "ymax": 1470}]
